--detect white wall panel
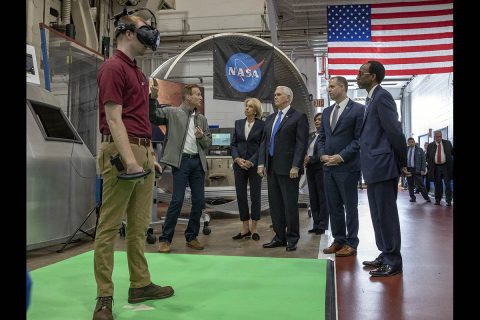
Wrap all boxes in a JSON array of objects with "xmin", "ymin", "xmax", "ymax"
[
  {"xmin": 292, "ymin": 56, "xmax": 317, "ymax": 100},
  {"xmin": 407, "ymin": 73, "xmax": 453, "ymax": 143},
  {"xmin": 158, "ymin": 0, "xmax": 266, "ymax": 35}
]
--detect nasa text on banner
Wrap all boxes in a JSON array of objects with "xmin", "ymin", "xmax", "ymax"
[{"xmin": 213, "ymin": 38, "xmax": 274, "ymax": 102}]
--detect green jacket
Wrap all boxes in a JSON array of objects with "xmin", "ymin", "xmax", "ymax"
[{"xmin": 150, "ymin": 99, "xmax": 211, "ymax": 172}]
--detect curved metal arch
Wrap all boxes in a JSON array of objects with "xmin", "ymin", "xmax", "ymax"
[{"xmin": 150, "ymin": 32, "xmax": 314, "ymax": 132}]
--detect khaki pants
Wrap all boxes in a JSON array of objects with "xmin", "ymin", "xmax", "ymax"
[{"xmin": 94, "ymin": 142, "xmax": 155, "ymax": 297}]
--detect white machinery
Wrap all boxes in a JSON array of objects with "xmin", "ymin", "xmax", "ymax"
[{"xmin": 27, "ymin": 84, "xmax": 97, "ymax": 251}]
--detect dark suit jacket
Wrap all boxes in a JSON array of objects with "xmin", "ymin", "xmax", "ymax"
[
  {"xmin": 316, "ymin": 99, "xmax": 364, "ymax": 173},
  {"xmin": 407, "ymin": 145, "xmax": 427, "ymax": 174},
  {"xmin": 306, "ymin": 133, "xmax": 323, "ymax": 171},
  {"xmin": 259, "ymin": 107, "xmax": 309, "ymax": 175},
  {"xmin": 359, "ymin": 85, "xmax": 407, "ymax": 184},
  {"xmin": 427, "ymin": 139, "xmax": 453, "ymax": 179},
  {"xmin": 230, "ymin": 118, "xmax": 265, "ymax": 166}
]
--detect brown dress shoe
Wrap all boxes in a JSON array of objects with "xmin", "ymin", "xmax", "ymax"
[
  {"xmin": 323, "ymin": 242, "xmax": 343, "ymax": 254},
  {"xmin": 92, "ymin": 296, "xmax": 113, "ymax": 320},
  {"xmin": 128, "ymin": 282, "xmax": 174, "ymax": 304},
  {"xmin": 186, "ymin": 238, "xmax": 204, "ymax": 250},
  {"xmin": 158, "ymin": 241, "xmax": 171, "ymax": 253},
  {"xmin": 335, "ymin": 245, "xmax": 357, "ymax": 257}
]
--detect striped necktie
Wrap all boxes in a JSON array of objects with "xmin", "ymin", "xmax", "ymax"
[{"xmin": 364, "ymin": 97, "xmax": 371, "ymax": 120}]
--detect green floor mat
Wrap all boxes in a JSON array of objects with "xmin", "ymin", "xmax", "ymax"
[{"xmin": 28, "ymin": 251, "xmax": 327, "ymax": 320}]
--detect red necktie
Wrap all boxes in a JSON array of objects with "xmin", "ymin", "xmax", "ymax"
[{"xmin": 436, "ymin": 143, "xmax": 442, "ymax": 164}]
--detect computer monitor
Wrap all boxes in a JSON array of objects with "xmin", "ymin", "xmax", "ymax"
[{"xmin": 211, "ymin": 133, "xmax": 231, "ymax": 147}]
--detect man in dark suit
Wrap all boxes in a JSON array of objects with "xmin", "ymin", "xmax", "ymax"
[
  {"xmin": 423, "ymin": 141, "xmax": 431, "ymax": 193},
  {"xmin": 406, "ymin": 137, "xmax": 431, "ymax": 203},
  {"xmin": 357, "ymin": 61, "xmax": 409, "ymax": 277},
  {"xmin": 317, "ymin": 76, "xmax": 364, "ymax": 258},
  {"xmin": 258, "ymin": 86, "xmax": 309, "ymax": 252},
  {"xmin": 427, "ymin": 131, "xmax": 453, "ymax": 206}
]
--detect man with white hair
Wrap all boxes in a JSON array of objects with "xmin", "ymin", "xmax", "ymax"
[{"xmin": 258, "ymin": 86, "xmax": 309, "ymax": 252}]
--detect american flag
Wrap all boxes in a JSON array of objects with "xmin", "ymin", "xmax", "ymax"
[{"xmin": 327, "ymin": 0, "xmax": 453, "ymax": 76}]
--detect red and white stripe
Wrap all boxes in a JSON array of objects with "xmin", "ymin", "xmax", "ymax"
[{"xmin": 327, "ymin": 0, "xmax": 453, "ymax": 76}]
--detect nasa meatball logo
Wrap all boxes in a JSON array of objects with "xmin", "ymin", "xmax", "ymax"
[{"xmin": 225, "ymin": 53, "xmax": 264, "ymax": 93}]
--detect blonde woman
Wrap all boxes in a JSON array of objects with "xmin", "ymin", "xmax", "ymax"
[{"xmin": 231, "ymin": 98, "xmax": 265, "ymax": 241}]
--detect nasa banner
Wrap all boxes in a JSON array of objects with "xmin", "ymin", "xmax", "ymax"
[{"xmin": 213, "ymin": 38, "xmax": 274, "ymax": 102}]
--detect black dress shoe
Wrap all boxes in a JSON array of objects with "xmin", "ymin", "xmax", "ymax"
[
  {"xmin": 286, "ymin": 243, "xmax": 297, "ymax": 251},
  {"xmin": 262, "ymin": 239, "xmax": 287, "ymax": 248},
  {"xmin": 434, "ymin": 201, "xmax": 441, "ymax": 205},
  {"xmin": 425, "ymin": 198, "xmax": 431, "ymax": 202},
  {"xmin": 252, "ymin": 233, "xmax": 260, "ymax": 241},
  {"xmin": 362, "ymin": 257, "xmax": 383, "ymax": 268},
  {"xmin": 369, "ymin": 264, "xmax": 402, "ymax": 277},
  {"xmin": 232, "ymin": 231, "xmax": 251, "ymax": 240},
  {"xmin": 409, "ymin": 197, "xmax": 416, "ymax": 202},
  {"xmin": 307, "ymin": 228, "xmax": 318, "ymax": 233},
  {"xmin": 315, "ymin": 229, "xmax": 325, "ymax": 235}
]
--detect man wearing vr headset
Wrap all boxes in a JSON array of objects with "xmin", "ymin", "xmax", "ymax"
[{"xmin": 93, "ymin": 13, "xmax": 171, "ymax": 320}]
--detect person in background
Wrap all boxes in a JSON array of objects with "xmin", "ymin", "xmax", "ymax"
[
  {"xmin": 258, "ymin": 86, "xmax": 309, "ymax": 252},
  {"xmin": 303, "ymin": 112, "xmax": 329, "ymax": 235},
  {"xmin": 423, "ymin": 141, "xmax": 431, "ymax": 193},
  {"xmin": 406, "ymin": 137, "xmax": 431, "ymax": 203},
  {"xmin": 357, "ymin": 60, "xmax": 409, "ymax": 277},
  {"xmin": 427, "ymin": 131, "xmax": 453, "ymax": 206},
  {"xmin": 318, "ymin": 76, "xmax": 364, "ymax": 258},
  {"xmin": 149, "ymin": 82, "xmax": 166, "ymax": 167},
  {"xmin": 231, "ymin": 98, "xmax": 265, "ymax": 241},
  {"xmin": 150, "ymin": 84, "xmax": 212, "ymax": 253},
  {"xmin": 94, "ymin": 14, "xmax": 173, "ymax": 320}
]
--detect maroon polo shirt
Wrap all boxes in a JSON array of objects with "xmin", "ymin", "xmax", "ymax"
[{"xmin": 97, "ymin": 49, "xmax": 151, "ymax": 138}]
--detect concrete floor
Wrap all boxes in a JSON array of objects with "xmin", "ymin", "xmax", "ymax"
[{"xmin": 27, "ymin": 205, "xmax": 326, "ymax": 270}]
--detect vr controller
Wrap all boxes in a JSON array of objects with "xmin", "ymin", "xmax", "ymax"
[
  {"xmin": 118, "ymin": 168, "xmax": 152, "ymax": 181},
  {"xmin": 110, "ymin": 154, "xmax": 154, "ymax": 181}
]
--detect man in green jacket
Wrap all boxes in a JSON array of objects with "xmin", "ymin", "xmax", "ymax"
[{"xmin": 150, "ymin": 84, "xmax": 211, "ymax": 253}]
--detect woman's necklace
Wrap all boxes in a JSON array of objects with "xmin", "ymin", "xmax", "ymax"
[{"xmin": 247, "ymin": 118, "xmax": 255, "ymax": 127}]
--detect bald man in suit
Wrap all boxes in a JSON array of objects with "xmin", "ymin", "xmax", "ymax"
[{"xmin": 427, "ymin": 131, "xmax": 453, "ymax": 206}]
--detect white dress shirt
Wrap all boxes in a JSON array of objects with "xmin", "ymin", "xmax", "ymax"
[{"xmin": 182, "ymin": 111, "xmax": 199, "ymax": 154}]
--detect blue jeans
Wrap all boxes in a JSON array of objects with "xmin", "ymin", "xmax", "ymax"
[{"xmin": 159, "ymin": 156, "xmax": 205, "ymax": 243}]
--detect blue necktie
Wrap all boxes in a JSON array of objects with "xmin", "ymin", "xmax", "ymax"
[
  {"xmin": 269, "ymin": 111, "xmax": 283, "ymax": 156},
  {"xmin": 408, "ymin": 147, "xmax": 413, "ymax": 167},
  {"xmin": 364, "ymin": 97, "xmax": 371, "ymax": 120}
]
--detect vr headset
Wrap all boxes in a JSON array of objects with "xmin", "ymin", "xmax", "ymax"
[{"xmin": 113, "ymin": 7, "xmax": 160, "ymax": 51}]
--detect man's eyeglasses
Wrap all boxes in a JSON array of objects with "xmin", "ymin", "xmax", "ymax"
[{"xmin": 358, "ymin": 71, "xmax": 373, "ymax": 76}]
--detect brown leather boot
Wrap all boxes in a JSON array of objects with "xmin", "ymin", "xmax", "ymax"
[
  {"xmin": 186, "ymin": 238, "xmax": 204, "ymax": 250},
  {"xmin": 158, "ymin": 241, "xmax": 171, "ymax": 253},
  {"xmin": 92, "ymin": 296, "xmax": 113, "ymax": 320},
  {"xmin": 128, "ymin": 283, "xmax": 174, "ymax": 304}
]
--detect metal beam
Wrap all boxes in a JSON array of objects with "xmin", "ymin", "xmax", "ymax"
[
  {"xmin": 71, "ymin": 0, "xmax": 99, "ymax": 50},
  {"xmin": 265, "ymin": 0, "xmax": 278, "ymax": 46}
]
